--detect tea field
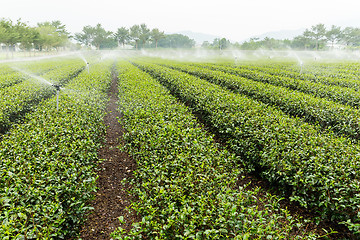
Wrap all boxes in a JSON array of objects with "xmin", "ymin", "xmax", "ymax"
[{"xmin": 0, "ymin": 54, "xmax": 359, "ymax": 239}]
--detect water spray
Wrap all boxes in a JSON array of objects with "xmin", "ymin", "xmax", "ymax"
[
  {"xmin": 300, "ymin": 62, "xmax": 304, "ymax": 74},
  {"xmin": 52, "ymin": 84, "xmax": 61, "ymax": 111},
  {"xmin": 11, "ymin": 66, "xmax": 53, "ymax": 86},
  {"xmin": 76, "ymin": 52, "xmax": 89, "ymax": 73}
]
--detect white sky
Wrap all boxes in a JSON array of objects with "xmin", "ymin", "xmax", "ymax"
[{"xmin": 2, "ymin": 0, "xmax": 360, "ymax": 42}]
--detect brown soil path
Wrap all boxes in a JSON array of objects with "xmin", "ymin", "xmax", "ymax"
[{"xmin": 80, "ymin": 68, "xmax": 138, "ymax": 239}]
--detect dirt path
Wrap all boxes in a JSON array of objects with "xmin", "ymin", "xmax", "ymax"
[{"xmin": 80, "ymin": 68, "xmax": 138, "ymax": 239}]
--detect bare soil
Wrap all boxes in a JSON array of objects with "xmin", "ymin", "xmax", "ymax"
[
  {"xmin": 79, "ymin": 69, "xmax": 139, "ymax": 239},
  {"xmin": 79, "ymin": 67, "xmax": 356, "ymax": 239},
  {"xmin": 191, "ymin": 110, "xmax": 356, "ymax": 239}
]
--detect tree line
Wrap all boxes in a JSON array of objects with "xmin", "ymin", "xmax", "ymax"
[
  {"xmin": 1, "ymin": 19, "xmax": 359, "ymax": 53},
  {"xmin": 0, "ymin": 18, "xmax": 195, "ymax": 53},
  {"xmin": 0, "ymin": 19, "xmax": 69, "ymax": 54},
  {"xmin": 204, "ymin": 24, "xmax": 360, "ymax": 50},
  {"xmin": 74, "ymin": 23, "xmax": 195, "ymax": 49}
]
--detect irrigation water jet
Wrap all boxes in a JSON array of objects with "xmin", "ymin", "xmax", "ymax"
[
  {"xmin": 52, "ymin": 84, "xmax": 61, "ymax": 111},
  {"xmin": 76, "ymin": 52, "xmax": 90, "ymax": 73},
  {"xmin": 11, "ymin": 66, "xmax": 53, "ymax": 86}
]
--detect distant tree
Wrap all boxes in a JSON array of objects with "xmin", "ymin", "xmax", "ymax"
[
  {"xmin": 201, "ymin": 41, "xmax": 210, "ymax": 48},
  {"xmin": 262, "ymin": 37, "xmax": 280, "ymax": 49},
  {"xmin": 342, "ymin": 27, "xmax": 354, "ymax": 46},
  {"xmin": 99, "ymin": 37, "xmax": 118, "ymax": 49},
  {"xmin": 36, "ymin": 21, "xmax": 69, "ymax": 51},
  {"xmin": 232, "ymin": 42, "xmax": 242, "ymax": 48},
  {"xmin": 150, "ymin": 28, "xmax": 165, "ymax": 48},
  {"xmin": 0, "ymin": 19, "xmax": 41, "ymax": 56},
  {"xmin": 290, "ymin": 34, "xmax": 308, "ymax": 49},
  {"xmin": 0, "ymin": 19, "xmax": 20, "ymax": 55},
  {"xmin": 341, "ymin": 27, "xmax": 360, "ymax": 47},
  {"xmin": 75, "ymin": 24, "xmax": 113, "ymax": 49},
  {"xmin": 306, "ymin": 23, "xmax": 327, "ymax": 50},
  {"xmin": 139, "ymin": 23, "xmax": 150, "ymax": 48},
  {"xmin": 326, "ymin": 25, "xmax": 342, "ymax": 48},
  {"xmin": 18, "ymin": 23, "xmax": 39, "ymax": 54},
  {"xmin": 238, "ymin": 37, "xmax": 290, "ymax": 50},
  {"xmin": 130, "ymin": 24, "xmax": 141, "ymax": 49},
  {"xmin": 50, "ymin": 20, "xmax": 70, "ymax": 50},
  {"xmin": 157, "ymin": 34, "xmax": 195, "ymax": 48},
  {"xmin": 114, "ymin": 27, "xmax": 130, "ymax": 48},
  {"xmin": 74, "ymin": 26, "xmax": 92, "ymax": 47},
  {"xmin": 0, "ymin": 19, "xmax": 10, "ymax": 46},
  {"xmin": 240, "ymin": 38, "xmax": 262, "ymax": 50},
  {"xmin": 92, "ymin": 24, "xmax": 113, "ymax": 49},
  {"xmin": 212, "ymin": 38, "xmax": 231, "ymax": 50},
  {"xmin": 36, "ymin": 22, "xmax": 58, "ymax": 51}
]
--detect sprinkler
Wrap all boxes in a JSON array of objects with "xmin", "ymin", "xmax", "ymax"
[
  {"xmin": 86, "ymin": 62, "xmax": 89, "ymax": 73},
  {"xmin": 52, "ymin": 84, "xmax": 61, "ymax": 111},
  {"xmin": 300, "ymin": 62, "xmax": 304, "ymax": 74}
]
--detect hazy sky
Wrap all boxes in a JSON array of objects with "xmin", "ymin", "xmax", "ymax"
[{"xmin": 2, "ymin": 0, "xmax": 360, "ymax": 42}]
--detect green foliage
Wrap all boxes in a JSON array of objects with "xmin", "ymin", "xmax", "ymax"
[
  {"xmin": 36, "ymin": 21, "xmax": 70, "ymax": 51},
  {"xmin": 228, "ymin": 24, "xmax": 360, "ymax": 50},
  {"xmin": 0, "ymin": 18, "xmax": 70, "ymax": 53},
  {"xmin": 74, "ymin": 23, "xmax": 114, "ymax": 49},
  {"xmin": 0, "ymin": 60, "xmax": 112, "ymax": 239},
  {"xmin": 0, "ymin": 58, "xmax": 85, "ymax": 134},
  {"xmin": 156, "ymin": 34, "xmax": 196, "ymax": 48},
  {"xmin": 112, "ymin": 61, "xmax": 317, "ymax": 239},
  {"xmin": 227, "ymin": 62, "xmax": 360, "ymax": 90},
  {"xmin": 203, "ymin": 38, "xmax": 231, "ymax": 50},
  {"xmin": 199, "ymin": 63, "xmax": 360, "ymax": 108},
  {"xmin": 150, "ymin": 28, "xmax": 165, "ymax": 48},
  {"xmin": 129, "ymin": 25, "xmax": 141, "ymax": 49},
  {"xmin": 114, "ymin": 27, "xmax": 130, "ymax": 48},
  {"xmin": 135, "ymin": 61, "xmax": 360, "ymax": 234},
  {"xmin": 160, "ymin": 61, "xmax": 360, "ymax": 141},
  {"xmin": 240, "ymin": 37, "xmax": 290, "ymax": 50}
]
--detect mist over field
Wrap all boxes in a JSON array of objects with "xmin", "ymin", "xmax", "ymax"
[{"xmin": 1, "ymin": 1, "xmax": 360, "ymax": 238}]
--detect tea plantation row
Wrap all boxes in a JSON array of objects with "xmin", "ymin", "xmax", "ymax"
[
  {"xmin": 134, "ymin": 60, "xmax": 360, "ymax": 235},
  {"xmin": 0, "ymin": 60, "xmax": 112, "ymax": 239}
]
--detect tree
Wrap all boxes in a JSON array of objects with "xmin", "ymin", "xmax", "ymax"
[
  {"xmin": 92, "ymin": 24, "xmax": 113, "ymax": 49},
  {"xmin": 114, "ymin": 27, "xmax": 130, "ymax": 48},
  {"xmin": 130, "ymin": 24, "xmax": 141, "ymax": 49},
  {"xmin": 326, "ymin": 25, "xmax": 342, "ymax": 48},
  {"xmin": 18, "ymin": 24, "xmax": 39, "ymax": 54},
  {"xmin": 156, "ymin": 34, "xmax": 195, "ymax": 48},
  {"xmin": 99, "ymin": 37, "xmax": 118, "ymax": 49},
  {"xmin": 0, "ymin": 19, "xmax": 20, "ymax": 55},
  {"xmin": 36, "ymin": 21, "xmax": 69, "ymax": 51},
  {"xmin": 239, "ymin": 38, "xmax": 262, "ymax": 50},
  {"xmin": 74, "ymin": 26, "xmax": 93, "ymax": 47},
  {"xmin": 139, "ymin": 23, "xmax": 150, "ymax": 48},
  {"xmin": 36, "ymin": 22, "xmax": 58, "ymax": 51},
  {"xmin": 75, "ymin": 24, "xmax": 113, "ymax": 49},
  {"xmin": 291, "ymin": 35, "xmax": 312, "ymax": 49},
  {"xmin": 295, "ymin": 30, "xmax": 315, "ymax": 49},
  {"xmin": 0, "ymin": 19, "xmax": 10, "ymax": 46},
  {"xmin": 0, "ymin": 19, "xmax": 42, "ymax": 56},
  {"xmin": 201, "ymin": 41, "xmax": 210, "ymax": 48},
  {"xmin": 150, "ymin": 28, "xmax": 165, "ymax": 48},
  {"xmin": 341, "ymin": 27, "xmax": 360, "ymax": 47},
  {"xmin": 50, "ymin": 20, "xmax": 70, "ymax": 50},
  {"xmin": 212, "ymin": 38, "xmax": 231, "ymax": 50},
  {"xmin": 307, "ymin": 23, "xmax": 327, "ymax": 50}
]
